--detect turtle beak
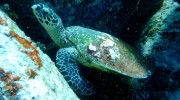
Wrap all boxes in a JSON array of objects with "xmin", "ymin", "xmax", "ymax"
[{"xmin": 31, "ymin": 4, "xmax": 37, "ymax": 11}]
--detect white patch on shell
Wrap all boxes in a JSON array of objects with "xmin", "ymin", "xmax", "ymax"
[
  {"xmin": 109, "ymin": 47, "xmax": 120, "ymax": 61},
  {"xmin": 100, "ymin": 39, "xmax": 115, "ymax": 47},
  {"xmin": 100, "ymin": 39, "xmax": 120, "ymax": 61},
  {"xmin": 88, "ymin": 44, "xmax": 97, "ymax": 51},
  {"xmin": 94, "ymin": 52, "xmax": 101, "ymax": 58},
  {"xmin": 87, "ymin": 37, "xmax": 120, "ymax": 62},
  {"xmin": 97, "ymin": 35, "xmax": 105, "ymax": 40}
]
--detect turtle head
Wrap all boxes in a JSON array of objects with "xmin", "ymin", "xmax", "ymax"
[
  {"xmin": 32, "ymin": 3, "xmax": 67, "ymax": 47},
  {"xmin": 31, "ymin": 3, "xmax": 61, "ymax": 30}
]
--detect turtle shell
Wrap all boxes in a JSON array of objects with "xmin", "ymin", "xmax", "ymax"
[{"xmin": 66, "ymin": 26, "xmax": 151, "ymax": 78}]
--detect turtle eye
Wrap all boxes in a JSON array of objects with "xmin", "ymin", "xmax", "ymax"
[
  {"xmin": 42, "ymin": 10, "xmax": 48, "ymax": 16},
  {"xmin": 36, "ymin": 5, "xmax": 41, "ymax": 11}
]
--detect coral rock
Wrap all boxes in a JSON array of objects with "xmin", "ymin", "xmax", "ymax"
[{"xmin": 0, "ymin": 10, "xmax": 79, "ymax": 100}]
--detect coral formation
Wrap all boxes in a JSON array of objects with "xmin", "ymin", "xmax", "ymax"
[
  {"xmin": 0, "ymin": 17, "xmax": 42, "ymax": 68},
  {"xmin": 27, "ymin": 68, "xmax": 37, "ymax": 79},
  {"xmin": 9, "ymin": 30, "xmax": 42, "ymax": 68},
  {"xmin": 0, "ymin": 9, "xmax": 79, "ymax": 99},
  {"xmin": 0, "ymin": 17, "xmax": 8, "ymax": 26},
  {"xmin": 140, "ymin": 0, "xmax": 180, "ymax": 70},
  {"xmin": 0, "ymin": 68, "xmax": 23, "ymax": 96}
]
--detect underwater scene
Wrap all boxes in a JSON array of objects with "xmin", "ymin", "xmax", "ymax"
[{"xmin": 0, "ymin": 0, "xmax": 179, "ymax": 99}]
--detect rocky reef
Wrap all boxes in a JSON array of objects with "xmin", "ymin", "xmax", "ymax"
[
  {"xmin": 0, "ymin": 10, "xmax": 79, "ymax": 99},
  {"xmin": 140, "ymin": 0, "xmax": 180, "ymax": 70},
  {"xmin": 139, "ymin": 0, "xmax": 180, "ymax": 99}
]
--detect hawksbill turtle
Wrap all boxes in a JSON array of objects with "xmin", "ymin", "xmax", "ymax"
[{"xmin": 32, "ymin": 3, "xmax": 151, "ymax": 95}]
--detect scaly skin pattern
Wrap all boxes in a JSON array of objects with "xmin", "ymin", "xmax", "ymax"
[
  {"xmin": 32, "ymin": 3, "xmax": 151, "ymax": 96},
  {"xmin": 56, "ymin": 47, "xmax": 93, "ymax": 95}
]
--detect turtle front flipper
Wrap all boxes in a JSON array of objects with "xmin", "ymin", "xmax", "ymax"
[{"xmin": 56, "ymin": 47, "xmax": 93, "ymax": 95}]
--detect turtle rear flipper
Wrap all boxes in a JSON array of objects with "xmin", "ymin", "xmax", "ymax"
[{"xmin": 56, "ymin": 47, "xmax": 93, "ymax": 95}]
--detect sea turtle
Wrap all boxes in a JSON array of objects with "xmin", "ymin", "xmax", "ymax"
[{"xmin": 32, "ymin": 3, "xmax": 151, "ymax": 95}]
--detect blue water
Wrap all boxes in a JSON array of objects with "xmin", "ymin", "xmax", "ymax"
[{"xmin": 0, "ymin": 0, "xmax": 179, "ymax": 99}]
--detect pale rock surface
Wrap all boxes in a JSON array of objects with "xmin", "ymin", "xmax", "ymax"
[{"xmin": 0, "ymin": 10, "xmax": 79, "ymax": 100}]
